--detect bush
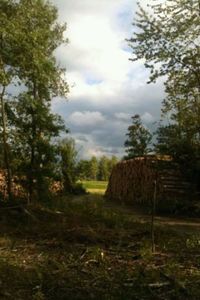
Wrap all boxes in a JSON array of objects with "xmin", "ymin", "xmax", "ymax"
[{"xmin": 72, "ymin": 182, "xmax": 87, "ymax": 195}]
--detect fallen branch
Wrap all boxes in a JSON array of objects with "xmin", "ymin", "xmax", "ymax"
[{"xmin": 148, "ymin": 282, "xmax": 170, "ymax": 288}]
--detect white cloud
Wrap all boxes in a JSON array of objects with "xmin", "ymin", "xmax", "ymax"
[
  {"xmin": 114, "ymin": 112, "xmax": 131, "ymax": 121},
  {"xmin": 68, "ymin": 111, "xmax": 105, "ymax": 127},
  {"xmin": 51, "ymin": 0, "xmax": 165, "ymax": 158},
  {"xmin": 141, "ymin": 112, "xmax": 155, "ymax": 124}
]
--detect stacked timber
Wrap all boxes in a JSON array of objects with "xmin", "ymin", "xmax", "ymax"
[
  {"xmin": 105, "ymin": 157, "xmax": 156, "ymax": 205},
  {"xmin": 0, "ymin": 170, "xmax": 26, "ymax": 199},
  {"xmin": 0, "ymin": 171, "xmax": 6, "ymax": 199},
  {"xmin": 156, "ymin": 163, "xmax": 192, "ymax": 201},
  {"xmin": 105, "ymin": 156, "xmax": 194, "ymax": 206}
]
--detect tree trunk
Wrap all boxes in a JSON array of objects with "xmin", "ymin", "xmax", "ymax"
[
  {"xmin": 28, "ymin": 82, "xmax": 37, "ymax": 203},
  {"xmin": 0, "ymin": 86, "xmax": 12, "ymax": 201}
]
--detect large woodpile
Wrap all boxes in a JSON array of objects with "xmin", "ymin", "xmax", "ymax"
[
  {"xmin": 105, "ymin": 157, "xmax": 156, "ymax": 205},
  {"xmin": 105, "ymin": 156, "xmax": 194, "ymax": 206}
]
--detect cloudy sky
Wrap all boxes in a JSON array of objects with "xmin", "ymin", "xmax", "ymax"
[{"xmin": 51, "ymin": 0, "xmax": 165, "ymax": 159}]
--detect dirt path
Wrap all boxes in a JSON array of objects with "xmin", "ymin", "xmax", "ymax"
[{"xmin": 104, "ymin": 202, "xmax": 200, "ymax": 232}]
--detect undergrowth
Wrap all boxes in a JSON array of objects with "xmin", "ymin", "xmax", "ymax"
[{"xmin": 0, "ymin": 195, "xmax": 199, "ymax": 299}]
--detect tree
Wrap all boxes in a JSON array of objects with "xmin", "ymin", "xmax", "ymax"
[
  {"xmin": 108, "ymin": 155, "xmax": 118, "ymax": 174},
  {"xmin": 0, "ymin": 0, "xmax": 20, "ymax": 200},
  {"xmin": 76, "ymin": 160, "xmax": 91, "ymax": 180},
  {"xmin": 10, "ymin": 93, "xmax": 65, "ymax": 201},
  {"xmin": 58, "ymin": 138, "xmax": 78, "ymax": 194},
  {"xmin": 128, "ymin": 1, "xmax": 200, "ymax": 86},
  {"xmin": 155, "ymin": 124, "xmax": 200, "ymax": 182},
  {"xmin": 128, "ymin": 0, "xmax": 200, "ymax": 179},
  {"xmin": 89, "ymin": 156, "xmax": 99, "ymax": 180},
  {"xmin": 98, "ymin": 156, "xmax": 110, "ymax": 181},
  {"xmin": 124, "ymin": 114, "xmax": 152, "ymax": 159},
  {"xmin": 3, "ymin": 0, "xmax": 69, "ymax": 202}
]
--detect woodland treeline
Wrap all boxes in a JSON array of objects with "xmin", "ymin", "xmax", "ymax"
[{"xmin": 76, "ymin": 155, "xmax": 118, "ymax": 181}]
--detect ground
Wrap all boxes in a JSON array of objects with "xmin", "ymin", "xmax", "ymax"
[{"xmin": 0, "ymin": 186, "xmax": 200, "ymax": 299}]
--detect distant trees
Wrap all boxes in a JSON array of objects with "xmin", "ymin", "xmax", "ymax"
[
  {"xmin": 98, "ymin": 156, "xmax": 110, "ymax": 181},
  {"xmin": 128, "ymin": 0, "xmax": 200, "ymax": 181},
  {"xmin": 90, "ymin": 156, "xmax": 99, "ymax": 180},
  {"xmin": 76, "ymin": 160, "xmax": 91, "ymax": 181},
  {"xmin": 76, "ymin": 155, "xmax": 119, "ymax": 181},
  {"xmin": 124, "ymin": 114, "xmax": 152, "ymax": 159}
]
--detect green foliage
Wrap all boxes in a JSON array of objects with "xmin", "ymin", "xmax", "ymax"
[
  {"xmin": 129, "ymin": 0, "xmax": 200, "ymax": 84},
  {"xmin": 155, "ymin": 124, "xmax": 200, "ymax": 183},
  {"xmin": 124, "ymin": 114, "xmax": 152, "ymax": 159},
  {"xmin": 0, "ymin": 0, "xmax": 20, "ymax": 200},
  {"xmin": 58, "ymin": 138, "xmax": 79, "ymax": 194},
  {"xmin": 98, "ymin": 155, "xmax": 110, "ymax": 181},
  {"xmin": 90, "ymin": 156, "xmax": 98, "ymax": 180},
  {"xmin": 76, "ymin": 155, "xmax": 119, "ymax": 181},
  {"xmin": 76, "ymin": 159, "xmax": 91, "ymax": 180},
  {"xmin": 0, "ymin": 0, "xmax": 69, "ymax": 202},
  {"xmin": 129, "ymin": 0, "xmax": 200, "ymax": 183}
]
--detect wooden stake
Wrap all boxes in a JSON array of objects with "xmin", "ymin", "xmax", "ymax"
[{"xmin": 151, "ymin": 180, "xmax": 157, "ymax": 253}]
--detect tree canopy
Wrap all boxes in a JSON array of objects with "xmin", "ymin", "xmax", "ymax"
[
  {"xmin": 128, "ymin": 0, "xmax": 200, "ymax": 181},
  {"xmin": 0, "ymin": 0, "xmax": 69, "ymax": 201},
  {"xmin": 124, "ymin": 114, "xmax": 152, "ymax": 159}
]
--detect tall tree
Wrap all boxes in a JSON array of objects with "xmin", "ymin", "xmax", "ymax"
[
  {"xmin": 98, "ymin": 156, "xmax": 110, "ymax": 181},
  {"xmin": 89, "ymin": 156, "xmax": 98, "ymax": 180},
  {"xmin": 0, "ymin": 0, "xmax": 19, "ymax": 200},
  {"xmin": 128, "ymin": 0, "xmax": 200, "ymax": 178},
  {"xmin": 58, "ymin": 138, "xmax": 78, "ymax": 194},
  {"xmin": 108, "ymin": 155, "xmax": 118, "ymax": 174},
  {"xmin": 76, "ymin": 160, "xmax": 91, "ymax": 180},
  {"xmin": 124, "ymin": 114, "xmax": 152, "ymax": 159},
  {"xmin": 11, "ymin": 0, "xmax": 68, "ymax": 201},
  {"xmin": 11, "ymin": 93, "xmax": 65, "ymax": 201}
]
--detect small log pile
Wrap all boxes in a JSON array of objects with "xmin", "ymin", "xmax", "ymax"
[
  {"xmin": 105, "ymin": 156, "xmax": 194, "ymax": 206},
  {"xmin": 0, "ymin": 172, "xmax": 6, "ymax": 198},
  {"xmin": 0, "ymin": 170, "xmax": 63, "ymax": 200},
  {"xmin": 0, "ymin": 170, "xmax": 26, "ymax": 200}
]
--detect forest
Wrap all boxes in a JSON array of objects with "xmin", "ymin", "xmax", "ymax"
[{"xmin": 0, "ymin": 0, "xmax": 200, "ymax": 299}]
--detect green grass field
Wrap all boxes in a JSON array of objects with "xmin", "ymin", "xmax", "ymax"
[{"xmin": 81, "ymin": 180, "xmax": 108, "ymax": 194}]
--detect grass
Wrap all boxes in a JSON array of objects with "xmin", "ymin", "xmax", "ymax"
[
  {"xmin": 0, "ymin": 194, "xmax": 200, "ymax": 299},
  {"xmin": 81, "ymin": 180, "xmax": 108, "ymax": 194}
]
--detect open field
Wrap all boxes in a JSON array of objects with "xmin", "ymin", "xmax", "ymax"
[
  {"xmin": 81, "ymin": 180, "xmax": 108, "ymax": 194},
  {"xmin": 0, "ymin": 194, "xmax": 200, "ymax": 299}
]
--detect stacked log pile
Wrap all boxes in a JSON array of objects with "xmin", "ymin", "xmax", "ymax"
[
  {"xmin": 105, "ymin": 157, "xmax": 156, "ymax": 205},
  {"xmin": 156, "ymin": 161, "xmax": 193, "ymax": 201},
  {"xmin": 0, "ymin": 172, "xmax": 6, "ymax": 198},
  {"xmin": 105, "ymin": 156, "xmax": 194, "ymax": 206},
  {"xmin": 0, "ymin": 170, "xmax": 26, "ymax": 199},
  {"xmin": 0, "ymin": 170, "xmax": 63, "ymax": 200}
]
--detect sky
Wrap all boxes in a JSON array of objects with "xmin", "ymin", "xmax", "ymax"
[{"xmin": 51, "ymin": 0, "xmax": 165, "ymax": 159}]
